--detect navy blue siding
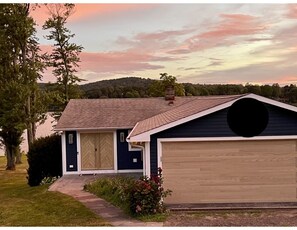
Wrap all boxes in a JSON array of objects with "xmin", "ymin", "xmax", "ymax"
[
  {"xmin": 66, "ymin": 131, "xmax": 78, "ymax": 172},
  {"xmin": 150, "ymin": 103, "xmax": 297, "ymax": 175},
  {"xmin": 117, "ymin": 130, "xmax": 143, "ymax": 170}
]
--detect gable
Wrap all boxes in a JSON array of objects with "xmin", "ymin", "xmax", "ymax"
[{"xmin": 128, "ymin": 94, "xmax": 297, "ymax": 142}]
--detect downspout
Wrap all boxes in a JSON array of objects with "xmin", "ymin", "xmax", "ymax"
[{"xmin": 129, "ymin": 141, "xmax": 146, "ymax": 176}]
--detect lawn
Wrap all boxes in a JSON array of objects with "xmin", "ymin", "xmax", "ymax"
[{"xmin": 0, "ymin": 156, "xmax": 109, "ymax": 226}]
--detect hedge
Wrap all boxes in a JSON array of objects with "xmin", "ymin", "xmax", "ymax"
[{"xmin": 27, "ymin": 134, "xmax": 62, "ymax": 186}]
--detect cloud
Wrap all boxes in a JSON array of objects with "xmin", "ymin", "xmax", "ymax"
[
  {"xmin": 199, "ymin": 14, "xmax": 266, "ymax": 38},
  {"xmin": 134, "ymin": 29, "xmax": 194, "ymax": 41},
  {"xmin": 181, "ymin": 60, "xmax": 297, "ymax": 86},
  {"xmin": 79, "ymin": 51, "xmax": 165, "ymax": 74},
  {"xmin": 168, "ymin": 13, "xmax": 268, "ymax": 54},
  {"xmin": 286, "ymin": 4, "xmax": 297, "ymax": 19},
  {"xmin": 31, "ymin": 4, "xmax": 156, "ymax": 26}
]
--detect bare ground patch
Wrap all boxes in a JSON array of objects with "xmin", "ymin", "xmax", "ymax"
[{"xmin": 164, "ymin": 209, "xmax": 297, "ymax": 226}]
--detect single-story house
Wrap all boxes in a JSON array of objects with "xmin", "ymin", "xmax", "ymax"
[{"xmin": 56, "ymin": 93, "xmax": 297, "ymax": 205}]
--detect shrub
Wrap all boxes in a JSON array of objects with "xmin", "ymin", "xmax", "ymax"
[
  {"xmin": 84, "ymin": 176, "xmax": 135, "ymax": 213},
  {"xmin": 27, "ymin": 134, "xmax": 62, "ymax": 186},
  {"xmin": 85, "ymin": 169, "xmax": 172, "ymax": 217},
  {"xmin": 128, "ymin": 168, "xmax": 172, "ymax": 215}
]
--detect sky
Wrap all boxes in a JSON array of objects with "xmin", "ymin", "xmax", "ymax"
[{"xmin": 30, "ymin": 3, "xmax": 297, "ymax": 86}]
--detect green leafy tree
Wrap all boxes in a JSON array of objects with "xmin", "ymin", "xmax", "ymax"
[
  {"xmin": 43, "ymin": 3, "xmax": 84, "ymax": 111},
  {"xmin": 0, "ymin": 4, "xmax": 48, "ymax": 169},
  {"xmin": 148, "ymin": 73, "xmax": 185, "ymax": 97}
]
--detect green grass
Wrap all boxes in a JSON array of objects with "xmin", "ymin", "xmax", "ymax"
[
  {"xmin": 85, "ymin": 176, "xmax": 168, "ymax": 222},
  {"xmin": 0, "ymin": 156, "xmax": 109, "ymax": 226}
]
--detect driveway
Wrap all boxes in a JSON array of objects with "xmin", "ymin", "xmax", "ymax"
[{"xmin": 164, "ymin": 209, "xmax": 297, "ymax": 226}]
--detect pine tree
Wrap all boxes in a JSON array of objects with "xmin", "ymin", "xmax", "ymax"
[{"xmin": 43, "ymin": 4, "xmax": 84, "ymax": 110}]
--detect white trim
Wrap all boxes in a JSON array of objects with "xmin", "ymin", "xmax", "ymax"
[
  {"xmin": 157, "ymin": 136, "xmax": 297, "ymax": 169},
  {"xmin": 63, "ymin": 169, "xmax": 143, "ymax": 175},
  {"xmin": 77, "ymin": 132, "xmax": 81, "ymax": 174},
  {"xmin": 127, "ymin": 122, "xmax": 139, "ymax": 139},
  {"xmin": 129, "ymin": 93, "xmax": 297, "ymax": 142},
  {"xmin": 78, "ymin": 170, "xmax": 117, "ymax": 175},
  {"xmin": 158, "ymin": 135, "xmax": 297, "ymax": 142},
  {"xmin": 157, "ymin": 139, "xmax": 162, "ymax": 170},
  {"xmin": 130, "ymin": 99, "xmax": 238, "ymax": 142},
  {"xmin": 78, "ymin": 129, "xmax": 119, "ymax": 134},
  {"xmin": 128, "ymin": 142, "xmax": 142, "ymax": 151},
  {"xmin": 63, "ymin": 171, "xmax": 79, "ymax": 175},
  {"xmin": 61, "ymin": 132, "xmax": 66, "ymax": 176},
  {"xmin": 244, "ymin": 93, "xmax": 297, "ymax": 112},
  {"xmin": 144, "ymin": 142, "xmax": 151, "ymax": 176},
  {"xmin": 55, "ymin": 127, "xmax": 134, "ymax": 131},
  {"xmin": 118, "ymin": 169, "xmax": 143, "ymax": 173},
  {"xmin": 113, "ymin": 131, "xmax": 118, "ymax": 172}
]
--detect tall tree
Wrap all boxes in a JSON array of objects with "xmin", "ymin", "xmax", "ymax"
[
  {"xmin": 43, "ymin": 3, "xmax": 84, "ymax": 110},
  {"xmin": 0, "ymin": 4, "xmax": 46, "ymax": 169},
  {"xmin": 148, "ymin": 73, "xmax": 185, "ymax": 97}
]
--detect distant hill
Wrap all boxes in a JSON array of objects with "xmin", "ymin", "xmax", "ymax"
[
  {"xmin": 80, "ymin": 77, "xmax": 155, "ymax": 98},
  {"xmin": 40, "ymin": 76, "xmax": 297, "ymax": 105}
]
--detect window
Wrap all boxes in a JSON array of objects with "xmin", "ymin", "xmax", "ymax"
[
  {"xmin": 120, "ymin": 132, "xmax": 125, "ymax": 142},
  {"xmin": 68, "ymin": 134, "xmax": 74, "ymax": 144}
]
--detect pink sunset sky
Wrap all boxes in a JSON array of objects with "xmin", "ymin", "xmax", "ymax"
[{"xmin": 31, "ymin": 3, "xmax": 297, "ymax": 85}]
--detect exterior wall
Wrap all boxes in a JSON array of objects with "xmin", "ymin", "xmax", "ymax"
[
  {"xmin": 117, "ymin": 129, "xmax": 142, "ymax": 170},
  {"xmin": 150, "ymin": 104, "xmax": 297, "ymax": 175},
  {"xmin": 65, "ymin": 131, "xmax": 78, "ymax": 172}
]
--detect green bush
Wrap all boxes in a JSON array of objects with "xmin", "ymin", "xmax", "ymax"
[
  {"xmin": 128, "ymin": 168, "xmax": 172, "ymax": 215},
  {"xmin": 85, "ymin": 168, "xmax": 172, "ymax": 217},
  {"xmin": 84, "ymin": 176, "xmax": 135, "ymax": 213},
  {"xmin": 27, "ymin": 134, "xmax": 62, "ymax": 186}
]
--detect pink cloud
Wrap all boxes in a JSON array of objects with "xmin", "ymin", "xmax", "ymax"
[
  {"xmin": 286, "ymin": 4, "xmax": 297, "ymax": 19},
  {"xmin": 199, "ymin": 14, "xmax": 266, "ymax": 39},
  {"xmin": 30, "ymin": 4, "xmax": 156, "ymax": 26},
  {"xmin": 168, "ymin": 13, "xmax": 268, "ymax": 55},
  {"xmin": 135, "ymin": 29, "xmax": 194, "ymax": 41},
  {"xmin": 80, "ymin": 51, "xmax": 165, "ymax": 73}
]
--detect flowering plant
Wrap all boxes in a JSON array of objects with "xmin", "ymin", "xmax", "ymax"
[{"xmin": 128, "ymin": 167, "xmax": 172, "ymax": 215}]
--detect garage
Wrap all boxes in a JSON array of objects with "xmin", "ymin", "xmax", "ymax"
[{"xmin": 161, "ymin": 139, "xmax": 297, "ymax": 204}]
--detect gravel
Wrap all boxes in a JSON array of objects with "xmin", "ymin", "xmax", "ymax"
[{"xmin": 164, "ymin": 209, "xmax": 297, "ymax": 226}]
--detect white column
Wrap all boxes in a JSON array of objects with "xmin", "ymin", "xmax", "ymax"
[
  {"xmin": 144, "ymin": 142, "xmax": 151, "ymax": 176},
  {"xmin": 113, "ymin": 131, "xmax": 118, "ymax": 172},
  {"xmin": 76, "ymin": 131, "xmax": 81, "ymax": 174},
  {"xmin": 61, "ymin": 132, "xmax": 66, "ymax": 175}
]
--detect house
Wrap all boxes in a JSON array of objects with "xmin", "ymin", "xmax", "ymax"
[{"xmin": 56, "ymin": 93, "xmax": 297, "ymax": 205}]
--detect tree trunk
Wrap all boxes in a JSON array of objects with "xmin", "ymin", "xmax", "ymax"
[
  {"xmin": 6, "ymin": 145, "xmax": 16, "ymax": 170},
  {"xmin": 32, "ymin": 121, "xmax": 36, "ymax": 141},
  {"xmin": 15, "ymin": 146, "xmax": 22, "ymax": 164}
]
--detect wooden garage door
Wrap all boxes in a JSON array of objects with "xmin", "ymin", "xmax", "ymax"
[
  {"xmin": 162, "ymin": 139, "xmax": 297, "ymax": 204},
  {"xmin": 81, "ymin": 133, "xmax": 114, "ymax": 170}
]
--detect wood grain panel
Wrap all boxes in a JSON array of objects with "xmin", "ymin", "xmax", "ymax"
[
  {"xmin": 81, "ymin": 133, "xmax": 96, "ymax": 170},
  {"xmin": 162, "ymin": 139, "xmax": 297, "ymax": 204},
  {"xmin": 98, "ymin": 133, "xmax": 114, "ymax": 169},
  {"xmin": 81, "ymin": 132, "xmax": 114, "ymax": 170}
]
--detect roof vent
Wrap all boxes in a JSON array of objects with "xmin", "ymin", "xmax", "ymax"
[{"xmin": 165, "ymin": 85, "xmax": 175, "ymax": 101}]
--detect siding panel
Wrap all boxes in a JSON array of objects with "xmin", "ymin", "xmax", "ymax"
[
  {"xmin": 66, "ymin": 131, "xmax": 78, "ymax": 171},
  {"xmin": 117, "ymin": 129, "xmax": 143, "ymax": 170},
  {"xmin": 150, "ymin": 104, "xmax": 297, "ymax": 175}
]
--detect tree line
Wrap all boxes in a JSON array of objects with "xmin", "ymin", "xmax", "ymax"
[{"xmin": 51, "ymin": 76, "xmax": 297, "ymax": 105}]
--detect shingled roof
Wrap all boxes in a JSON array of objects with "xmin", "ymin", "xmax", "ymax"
[
  {"xmin": 127, "ymin": 94, "xmax": 244, "ymax": 139},
  {"xmin": 56, "ymin": 95, "xmax": 245, "ymax": 132},
  {"xmin": 55, "ymin": 97, "xmax": 198, "ymax": 131}
]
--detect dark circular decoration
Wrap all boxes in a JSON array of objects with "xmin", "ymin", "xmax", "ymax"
[{"xmin": 227, "ymin": 98, "xmax": 269, "ymax": 137}]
